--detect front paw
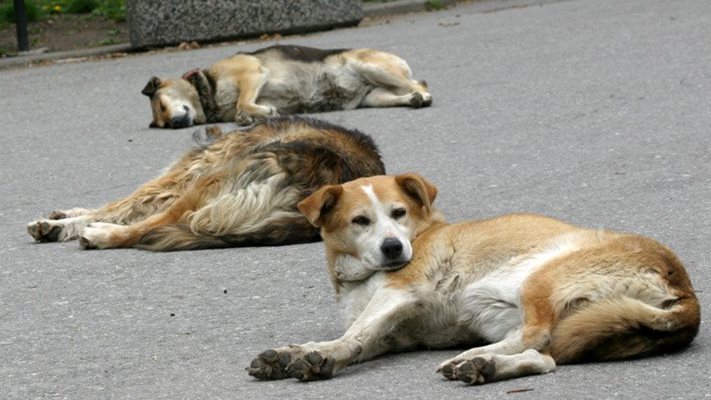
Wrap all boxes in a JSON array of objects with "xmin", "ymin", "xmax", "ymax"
[
  {"xmin": 286, "ymin": 351, "xmax": 335, "ymax": 382},
  {"xmin": 247, "ymin": 348, "xmax": 335, "ymax": 382},
  {"xmin": 246, "ymin": 349, "xmax": 294, "ymax": 380},
  {"xmin": 27, "ymin": 220, "xmax": 62, "ymax": 242},
  {"xmin": 409, "ymin": 92, "xmax": 433, "ymax": 108},
  {"xmin": 235, "ymin": 111, "xmax": 254, "ymax": 126}
]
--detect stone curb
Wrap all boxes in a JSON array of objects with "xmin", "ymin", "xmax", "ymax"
[
  {"xmin": 362, "ymin": 0, "xmax": 459, "ymax": 18},
  {"xmin": 0, "ymin": 43, "xmax": 133, "ymax": 70},
  {"xmin": 0, "ymin": 0, "xmax": 568, "ymax": 70}
]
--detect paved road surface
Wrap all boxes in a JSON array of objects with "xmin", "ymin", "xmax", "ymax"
[{"xmin": 1, "ymin": 0, "xmax": 709, "ymax": 398}]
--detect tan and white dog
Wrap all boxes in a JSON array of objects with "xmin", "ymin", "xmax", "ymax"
[
  {"xmin": 142, "ymin": 44, "xmax": 432, "ymax": 128},
  {"xmin": 247, "ymin": 174, "xmax": 700, "ymax": 384}
]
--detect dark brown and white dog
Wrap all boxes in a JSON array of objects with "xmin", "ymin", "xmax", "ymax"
[
  {"xmin": 142, "ymin": 45, "xmax": 432, "ymax": 128},
  {"xmin": 26, "ymin": 117, "xmax": 385, "ymax": 251},
  {"xmin": 247, "ymin": 174, "xmax": 700, "ymax": 384}
]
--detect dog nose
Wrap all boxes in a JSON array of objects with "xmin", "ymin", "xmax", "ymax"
[
  {"xmin": 169, "ymin": 115, "xmax": 191, "ymax": 129},
  {"xmin": 380, "ymin": 238, "xmax": 403, "ymax": 260}
]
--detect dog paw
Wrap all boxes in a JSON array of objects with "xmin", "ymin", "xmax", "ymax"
[
  {"xmin": 409, "ymin": 92, "xmax": 424, "ymax": 108},
  {"xmin": 421, "ymin": 92, "xmax": 433, "ymax": 107},
  {"xmin": 409, "ymin": 92, "xmax": 432, "ymax": 108},
  {"xmin": 246, "ymin": 349, "xmax": 294, "ymax": 380},
  {"xmin": 27, "ymin": 220, "xmax": 62, "ymax": 242},
  {"xmin": 456, "ymin": 357, "xmax": 496, "ymax": 385},
  {"xmin": 437, "ymin": 357, "xmax": 496, "ymax": 385},
  {"xmin": 286, "ymin": 351, "xmax": 335, "ymax": 381},
  {"xmin": 48, "ymin": 210, "xmax": 69, "ymax": 220},
  {"xmin": 436, "ymin": 358, "xmax": 461, "ymax": 380},
  {"xmin": 47, "ymin": 208, "xmax": 92, "ymax": 220},
  {"xmin": 235, "ymin": 111, "xmax": 254, "ymax": 126}
]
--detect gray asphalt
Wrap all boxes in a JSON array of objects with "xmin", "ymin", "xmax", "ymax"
[{"xmin": 1, "ymin": 0, "xmax": 709, "ymax": 398}]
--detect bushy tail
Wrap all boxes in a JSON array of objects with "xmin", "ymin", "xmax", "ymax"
[
  {"xmin": 550, "ymin": 296, "xmax": 700, "ymax": 364},
  {"xmin": 135, "ymin": 219, "xmax": 320, "ymax": 251},
  {"xmin": 135, "ymin": 224, "xmax": 231, "ymax": 251}
]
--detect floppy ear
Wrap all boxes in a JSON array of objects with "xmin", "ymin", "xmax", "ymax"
[
  {"xmin": 298, "ymin": 185, "xmax": 343, "ymax": 228},
  {"xmin": 142, "ymin": 77, "xmax": 161, "ymax": 97},
  {"xmin": 395, "ymin": 173, "xmax": 438, "ymax": 213}
]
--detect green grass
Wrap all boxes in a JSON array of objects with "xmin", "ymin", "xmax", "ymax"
[
  {"xmin": 0, "ymin": 1, "xmax": 42, "ymax": 24},
  {"xmin": 0, "ymin": 0, "xmax": 125, "ymax": 24},
  {"xmin": 425, "ymin": 0, "xmax": 445, "ymax": 11}
]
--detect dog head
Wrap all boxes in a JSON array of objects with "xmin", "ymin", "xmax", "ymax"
[
  {"xmin": 298, "ymin": 174, "xmax": 440, "ymax": 282},
  {"xmin": 141, "ymin": 74, "xmax": 205, "ymax": 129}
]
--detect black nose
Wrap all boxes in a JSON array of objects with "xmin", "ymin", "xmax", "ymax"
[
  {"xmin": 169, "ymin": 115, "xmax": 191, "ymax": 129},
  {"xmin": 380, "ymin": 238, "xmax": 403, "ymax": 260}
]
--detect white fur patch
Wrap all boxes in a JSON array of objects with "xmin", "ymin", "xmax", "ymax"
[
  {"xmin": 161, "ymin": 93, "xmax": 195, "ymax": 123},
  {"xmin": 355, "ymin": 185, "xmax": 413, "ymax": 268}
]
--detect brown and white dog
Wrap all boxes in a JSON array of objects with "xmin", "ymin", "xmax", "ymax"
[
  {"xmin": 26, "ymin": 117, "xmax": 385, "ymax": 251},
  {"xmin": 247, "ymin": 174, "xmax": 700, "ymax": 384},
  {"xmin": 142, "ymin": 45, "xmax": 432, "ymax": 129}
]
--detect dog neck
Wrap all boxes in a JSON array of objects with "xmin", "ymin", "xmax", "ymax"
[{"xmin": 183, "ymin": 69, "xmax": 220, "ymax": 123}]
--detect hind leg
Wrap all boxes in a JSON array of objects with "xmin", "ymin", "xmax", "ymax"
[
  {"xmin": 27, "ymin": 186, "xmax": 181, "ymax": 244},
  {"xmin": 349, "ymin": 50, "xmax": 432, "ymax": 107},
  {"xmin": 438, "ymin": 349, "xmax": 556, "ymax": 385},
  {"xmin": 234, "ymin": 68, "xmax": 277, "ymax": 125},
  {"xmin": 80, "ymin": 203, "xmax": 186, "ymax": 249},
  {"xmin": 361, "ymin": 88, "xmax": 430, "ymax": 108},
  {"xmin": 27, "ymin": 215, "xmax": 94, "ymax": 243},
  {"xmin": 27, "ymin": 162, "xmax": 195, "ymax": 244},
  {"xmin": 47, "ymin": 207, "xmax": 93, "ymax": 220}
]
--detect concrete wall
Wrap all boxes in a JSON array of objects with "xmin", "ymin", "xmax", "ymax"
[{"xmin": 126, "ymin": 0, "xmax": 363, "ymax": 48}]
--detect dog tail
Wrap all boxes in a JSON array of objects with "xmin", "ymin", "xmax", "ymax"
[
  {"xmin": 549, "ymin": 294, "xmax": 700, "ymax": 363},
  {"xmin": 135, "ymin": 224, "xmax": 230, "ymax": 251},
  {"xmin": 135, "ymin": 218, "xmax": 320, "ymax": 251}
]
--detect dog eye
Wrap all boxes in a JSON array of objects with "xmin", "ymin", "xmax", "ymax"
[
  {"xmin": 352, "ymin": 216, "xmax": 371, "ymax": 226},
  {"xmin": 391, "ymin": 208, "xmax": 406, "ymax": 219}
]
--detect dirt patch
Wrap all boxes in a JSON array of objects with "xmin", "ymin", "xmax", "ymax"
[{"xmin": 0, "ymin": 13, "xmax": 128, "ymax": 56}]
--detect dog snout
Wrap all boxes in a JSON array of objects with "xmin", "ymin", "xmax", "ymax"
[
  {"xmin": 169, "ymin": 114, "xmax": 192, "ymax": 129},
  {"xmin": 380, "ymin": 238, "xmax": 403, "ymax": 260}
]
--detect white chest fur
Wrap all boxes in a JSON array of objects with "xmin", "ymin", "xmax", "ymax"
[{"xmin": 338, "ymin": 273, "xmax": 388, "ymax": 329}]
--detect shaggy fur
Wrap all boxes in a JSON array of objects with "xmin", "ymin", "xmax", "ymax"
[{"xmin": 27, "ymin": 117, "xmax": 385, "ymax": 251}]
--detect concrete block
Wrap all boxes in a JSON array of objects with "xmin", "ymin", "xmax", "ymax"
[{"xmin": 126, "ymin": 0, "xmax": 364, "ymax": 49}]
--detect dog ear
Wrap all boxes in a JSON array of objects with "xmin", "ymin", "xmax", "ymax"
[
  {"xmin": 142, "ymin": 77, "xmax": 161, "ymax": 97},
  {"xmin": 298, "ymin": 185, "xmax": 343, "ymax": 228},
  {"xmin": 395, "ymin": 173, "xmax": 438, "ymax": 213},
  {"xmin": 181, "ymin": 68, "xmax": 201, "ymax": 81}
]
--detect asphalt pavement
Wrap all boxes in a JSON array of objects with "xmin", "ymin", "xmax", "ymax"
[{"xmin": 1, "ymin": 0, "xmax": 709, "ymax": 398}]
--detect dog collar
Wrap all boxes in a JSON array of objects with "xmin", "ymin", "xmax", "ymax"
[{"xmin": 183, "ymin": 69, "xmax": 220, "ymax": 123}]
